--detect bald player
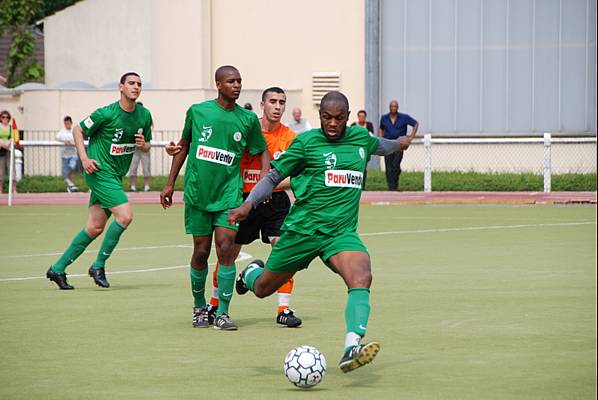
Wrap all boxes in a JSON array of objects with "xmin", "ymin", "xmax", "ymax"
[
  {"xmin": 229, "ymin": 91, "xmax": 412, "ymax": 372},
  {"xmin": 160, "ymin": 65, "xmax": 269, "ymax": 331}
]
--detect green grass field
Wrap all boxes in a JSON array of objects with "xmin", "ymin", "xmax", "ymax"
[{"xmin": 0, "ymin": 204, "xmax": 596, "ymax": 399}]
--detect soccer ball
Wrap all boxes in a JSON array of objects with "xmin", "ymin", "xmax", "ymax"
[{"xmin": 283, "ymin": 345, "xmax": 327, "ymax": 388}]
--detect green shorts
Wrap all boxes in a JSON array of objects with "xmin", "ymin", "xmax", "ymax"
[
  {"xmin": 266, "ymin": 230, "xmax": 369, "ymax": 273},
  {"xmin": 85, "ymin": 173, "xmax": 128, "ymax": 215},
  {"xmin": 184, "ymin": 203, "xmax": 239, "ymax": 236}
]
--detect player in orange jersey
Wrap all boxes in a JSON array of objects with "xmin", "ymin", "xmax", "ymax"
[{"xmin": 209, "ymin": 87, "xmax": 302, "ymax": 327}]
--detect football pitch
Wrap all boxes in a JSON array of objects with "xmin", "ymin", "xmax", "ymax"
[{"xmin": 0, "ymin": 203, "xmax": 596, "ymax": 399}]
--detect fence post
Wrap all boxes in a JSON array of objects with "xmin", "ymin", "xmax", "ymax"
[
  {"xmin": 543, "ymin": 132, "xmax": 551, "ymax": 193},
  {"xmin": 424, "ymin": 134, "xmax": 432, "ymax": 192},
  {"xmin": 8, "ymin": 140, "xmax": 15, "ymax": 207}
]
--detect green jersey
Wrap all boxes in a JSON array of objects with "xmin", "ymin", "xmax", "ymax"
[
  {"xmin": 80, "ymin": 101, "xmax": 153, "ymax": 179},
  {"xmin": 271, "ymin": 125, "xmax": 379, "ymax": 235},
  {"xmin": 182, "ymin": 100, "xmax": 266, "ymax": 211}
]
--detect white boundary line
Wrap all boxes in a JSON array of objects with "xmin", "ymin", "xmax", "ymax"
[
  {"xmin": 358, "ymin": 221, "xmax": 596, "ymax": 237},
  {"xmin": 0, "ymin": 252, "xmax": 253, "ymax": 282},
  {"xmin": 0, "ymin": 244, "xmax": 193, "ymax": 259},
  {"xmin": 1, "ymin": 221, "xmax": 594, "ymax": 282}
]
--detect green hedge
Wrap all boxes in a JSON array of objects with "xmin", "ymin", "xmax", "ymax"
[
  {"xmin": 7, "ymin": 170, "xmax": 596, "ymax": 193},
  {"xmin": 363, "ymin": 170, "xmax": 596, "ymax": 191}
]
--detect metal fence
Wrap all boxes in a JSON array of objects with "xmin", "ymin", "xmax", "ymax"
[{"xmin": 4, "ymin": 131, "xmax": 596, "ymax": 201}]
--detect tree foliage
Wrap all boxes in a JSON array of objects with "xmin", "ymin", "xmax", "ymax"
[{"xmin": 0, "ymin": 0, "xmax": 44, "ymax": 87}]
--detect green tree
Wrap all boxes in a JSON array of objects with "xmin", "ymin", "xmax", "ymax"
[{"xmin": 0, "ymin": 0, "xmax": 44, "ymax": 87}]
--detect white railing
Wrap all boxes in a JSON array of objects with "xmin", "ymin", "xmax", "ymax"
[
  {"xmin": 4, "ymin": 132, "xmax": 596, "ymax": 206},
  {"xmin": 6, "ymin": 140, "xmax": 173, "ymax": 207},
  {"xmin": 417, "ymin": 133, "xmax": 597, "ymax": 192}
]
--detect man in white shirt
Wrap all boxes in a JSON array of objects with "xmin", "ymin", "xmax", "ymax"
[
  {"xmin": 287, "ymin": 107, "xmax": 312, "ymax": 133},
  {"xmin": 55, "ymin": 116, "xmax": 79, "ymax": 192}
]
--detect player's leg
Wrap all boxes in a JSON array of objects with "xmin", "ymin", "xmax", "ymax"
[
  {"xmin": 87, "ymin": 201, "xmax": 132, "ymax": 288},
  {"xmin": 209, "ymin": 242, "xmax": 242, "ymax": 321},
  {"xmin": 183, "ymin": 204, "xmax": 215, "ymax": 328},
  {"xmin": 46, "ymin": 204, "xmax": 106, "ymax": 289},
  {"xmin": 212, "ymin": 224, "xmax": 240, "ymax": 330},
  {"xmin": 262, "ymin": 192, "xmax": 302, "ymax": 327},
  {"xmin": 237, "ymin": 230, "xmax": 315, "ymax": 299},
  {"xmin": 190, "ymin": 234, "xmax": 212, "ymax": 328},
  {"xmin": 269, "ymin": 237, "xmax": 302, "ymax": 327},
  {"xmin": 323, "ymin": 234, "xmax": 380, "ymax": 373}
]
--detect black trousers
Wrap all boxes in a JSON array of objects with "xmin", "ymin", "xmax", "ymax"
[{"xmin": 384, "ymin": 151, "xmax": 403, "ymax": 190}]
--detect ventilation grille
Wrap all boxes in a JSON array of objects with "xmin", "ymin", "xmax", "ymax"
[{"xmin": 312, "ymin": 72, "xmax": 341, "ymax": 105}]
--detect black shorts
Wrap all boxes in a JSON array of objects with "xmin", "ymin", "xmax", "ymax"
[{"xmin": 235, "ymin": 191, "xmax": 291, "ymax": 245}]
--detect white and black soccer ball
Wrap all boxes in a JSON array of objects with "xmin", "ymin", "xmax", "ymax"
[{"xmin": 283, "ymin": 345, "xmax": 327, "ymax": 388}]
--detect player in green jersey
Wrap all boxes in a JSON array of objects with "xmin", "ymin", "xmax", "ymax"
[
  {"xmin": 229, "ymin": 91, "xmax": 413, "ymax": 372},
  {"xmin": 46, "ymin": 72, "xmax": 153, "ymax": 290},
  {"xmin": 160, "ymin": 65, "xmax": 269, "ymax": 331}
]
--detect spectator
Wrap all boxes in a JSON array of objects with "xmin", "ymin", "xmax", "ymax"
[
  {"xmin": 351, "ymin": 109, "xmax": 374, "ymax": 135},
  {"xmin": 56, "ymin": 116, "xmax": 80, "ymax": 192},
  {"xmin": 378, "ymin": 100, "xmax": 418, "ymax": 191},
  {"xmin": 0, "ymin": 110, "xmax": 17, "ymax": 193},
  {"xmin": 128, "ymin": 147, "xmax": 151, "ymax": 192},
  {"xmin": 351, "ymin": 110, "xmax": 375, "ymax": 189},
  {"xmin": 287, "ymin": 107, "xmax": 311, "ymax": 133}
]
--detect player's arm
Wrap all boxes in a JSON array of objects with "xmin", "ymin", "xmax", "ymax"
[
  {"xmin": 73, "ymin": 125, "xmax": 99, "ymax": 174},
  {"xmin": 160, "ymin": 138, "xmax": 190, "ymax": 209},
  {"xmin": 275, "ymin": 177, "xmax": 291, "ymax": 191},
  {"xmin": 373, "ymin": 136, "xmax": 412, "ymax": 156},
  {"xmin": 259, "ymin": 150, "xmax": 271, "ymax": 179},
  {"xmin": 228, "ymin": 169, "xmax": 284, "ymax": 225}
]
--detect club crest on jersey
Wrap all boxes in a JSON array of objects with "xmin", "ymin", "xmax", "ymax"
[
  {"xmin": 359, "ymin": 147, "xmax": 365, "ymax": 159},
  {"xmin": 324, "ymin": 170, "xmax": 363, "ymax": 189},
  {"xmin": 198, "ymin": 126, "xmax": 212, "ymax": 142},
  {"xmin": 83, "ymin": 116, "xmax": 94, "ymax": 129},
  {"xmin": 112, "ymin": 128, "xmax": 124, "ymax": 142},
  {"xmin": 196, "ymin": 145, "xmax": 235, "ymax": 166},
  {"xmin": 233, "ymin": 131, "xmax": 242, "ymax": 142},
  {"xmin": 323, "ymin": 152, "xmax": 337, "ymax": 169}
]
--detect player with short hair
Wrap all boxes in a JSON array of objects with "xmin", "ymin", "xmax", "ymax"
[
  {"xmin": 207, "ymin": 86, "xmax": 302, "ymax": 328},
  {"xmin": 229, "ymin": 91, "xmax": 413, "ymax": 372},
  {"xmin": 160, "ymin": 65, "xmax": 269, "ymax": 331},
  {"xmin": 46, "ymin": 72, "xmax": 153, "ymax": 290}
]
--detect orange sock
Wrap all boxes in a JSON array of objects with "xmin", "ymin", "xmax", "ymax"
[
  {"xmin": 209, "ymin": 263, "xmax": 219, "ymax": 307},
  {"xmin": 277, "ymin": 278, "xmax": 294, "ymax": 314}
]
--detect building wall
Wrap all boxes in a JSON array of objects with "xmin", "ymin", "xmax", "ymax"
[
  {"xmin": 43, "ymin": 0, "xmax": 212, "ymax": 89},
  {"xmin": 44, "ymin": 0, "xmax": 152, "ymax": 87},
  {"xmin": 42, "ymin": 0, "xmax": 365, "ymax": 128},
  {"xmin": 380, "ymin": 0, "xmax": 597, "ymax": 134},
  {"xmin": 210, "ymin": 0, "xmax": 365, "ymax": 127}
]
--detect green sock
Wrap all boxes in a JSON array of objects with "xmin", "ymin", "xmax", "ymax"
[
  {"xmin": 345, "ymin": 288, "xmax": 371, "ymax": 351},
  {"xmin": 216, "ymin": 263, "xmax": 236, "ymax": 316},
  {"xmin": 244, "ymin": 262, "xmax": 264, "ymax": 292},
  {"xmin": 91, "ymin": 220, "xmax": 126, "ymax": 269},
  {"xmin": 190, "ymin": 266, "xmax": 208, "ymax": 308},
  {"xmin": 51, "ymin": 229, "xmax": 95, "ymax": 273}
]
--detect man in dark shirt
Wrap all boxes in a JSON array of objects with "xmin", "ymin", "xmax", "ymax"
[{"xmin": 378, "ymin": 100, "xmax": 418, "ymax": 190}]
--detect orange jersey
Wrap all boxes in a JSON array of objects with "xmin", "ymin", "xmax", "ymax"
[{"xmin": 240, "ymin": 123, "xmax": 296, "ymax": 193}]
